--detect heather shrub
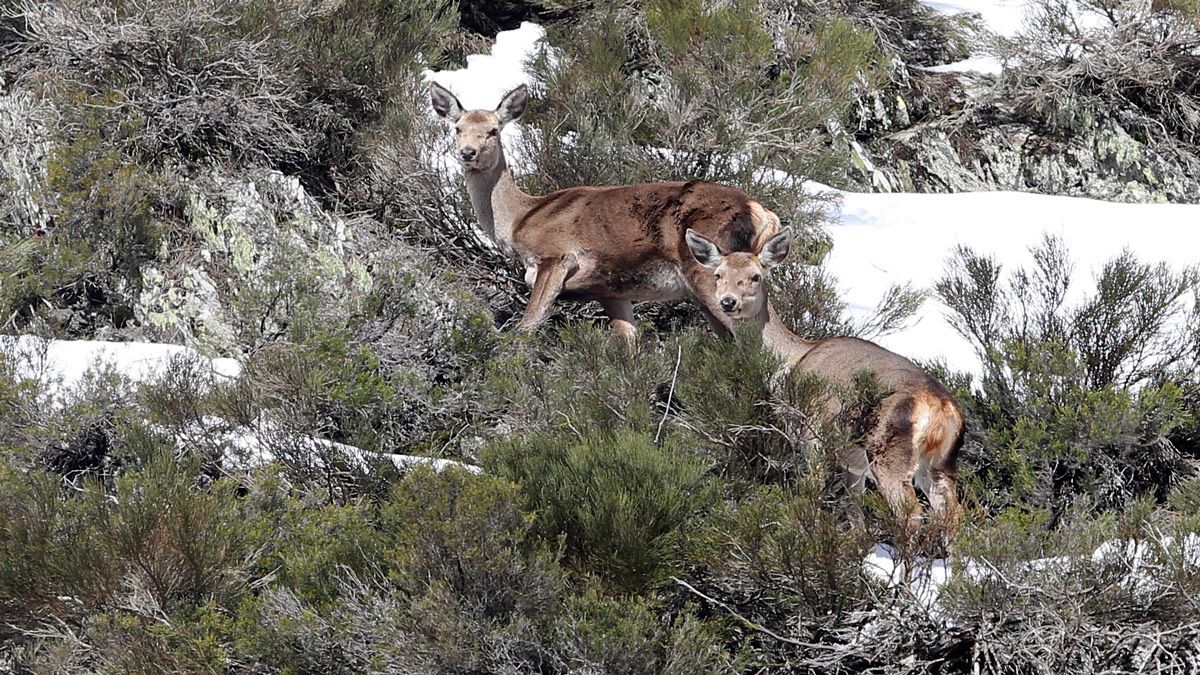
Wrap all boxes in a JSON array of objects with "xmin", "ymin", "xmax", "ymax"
[
  {"xmin": 995, "ymin": 0, "xmax": 1200, "ymax": 147},
  {"xmin": 937, "ymin": 236, "xmax": 1199, "ymax": 514},
  {"xmin": 674, "ymin": 480, "xmax": 878, "ymax": 668},
  {"xmin": 940, "ymin": 500, "xmax": 1200, "ymax": 671},
  {"xmin": 1, "ymin": 124, "xmax": 167, "ymax": 333},
  {"xmin": 240, "ymin": 467, "xmax": 564, "ymax": 673},
  {"xmin": 485, "ymin": 426, "xmax": 715, "ymax": 591},
  {"xmin": 548, "ymin": 588, "xmax": 740, "ymax": 674}
]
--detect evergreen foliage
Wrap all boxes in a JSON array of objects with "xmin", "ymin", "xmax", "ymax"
[{"xmin": 0, "ymin": 0, "xmax": 1198, "ymax": 671}]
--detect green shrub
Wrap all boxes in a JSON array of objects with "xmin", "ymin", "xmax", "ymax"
[
  {"xmin": 995, "ymin": 0, "xmax": 1200, "ymax": 145},
  {"xmin": 0, "ymin": 444, "xmax": 250, "ymax": 641},
  {"xmin": 245, "ymin": 485, "xmax": 387, "ymax": 610},
  {"xmin": 941, "ymin": 500, "xmax": 1200, "ymax": 672},
  {"xmin": 241, "ymin": 329, "xmax": 398, "ymax": 447},
  {"xmin": 382, "ymin": 467, "xmax": 562, "ymax": 618},
  {"xmin": 937, "ymin": 237, "xmax": 1198, "ymax": 514},
  {"xmin": 522, "ymin": 0, "xmax": 880, "ymax": 190},
  {"xmin": 243, "ymin": 468, "xmax": 562, "ymax": 672},
  {"xmin": 673, "ymin": 324, "xmax": 832, "ymax": 490},
  {"xmin": 682, "ymin": 484, "xmax": 874, "ymax": 636},
  {"xmin": 549, "ymin": 588, "xmax": 740, "ymax": 674},
  {"xmin": 0, "ymin": 124, "xmax": 166, "ymax": 333},
  {"xmin": 485, "ymin": 426, "xmax": 715, "ymax": 591}
]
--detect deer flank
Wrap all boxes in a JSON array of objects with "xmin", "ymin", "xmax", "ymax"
[
  {"xmin": 432, "ymin": 81, "xmax": 783, "ymax": 343},
  {"xmin": 686, "ymin": 229, "xmax": 965, "ymax": 536}
]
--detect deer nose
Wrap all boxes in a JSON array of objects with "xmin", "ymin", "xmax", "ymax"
[
  {"xmin": 460, "ymin": 148, "xmax": 477, "ymax": 161},
  {"xmin": 720, "ymin": 296, "xmax": 737, "ymax": 313}
]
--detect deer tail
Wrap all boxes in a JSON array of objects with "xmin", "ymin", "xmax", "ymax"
[
  {"xmin": 913, "ymin": 393, "xmax": 963, "ymax": 469},
  {"xmin": 749, "ymin": 201, "xmax": 782, "ymax": 252}
]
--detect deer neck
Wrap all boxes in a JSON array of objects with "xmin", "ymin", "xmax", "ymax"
[
  {"xmin": 463, "ymin": 151, "xmax": 535, "ymax": 252},
  {"xmin": 755, "ymin": 302, "xmax": 820, "ymax": 368}
]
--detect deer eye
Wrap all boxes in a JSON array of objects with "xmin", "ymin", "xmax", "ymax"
[
  {"xmin": 751, "ymin": 274, "xmax": 761, "ymax": 283},
  {"xmin": 714, "ymin": 272, "xmax": 722, "ymax": 280},
  {"xmin": 487, "ymin": 129, "xmax": 498, "ymax": 137}
]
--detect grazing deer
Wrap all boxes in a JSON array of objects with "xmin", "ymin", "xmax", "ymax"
[
  {"xmin": 430, "ymin": 81, "xmax": 782, "ymax": 342},
  {"xmin": 686, "ymin": 229, "xmax": 964, "ymax": 533}
]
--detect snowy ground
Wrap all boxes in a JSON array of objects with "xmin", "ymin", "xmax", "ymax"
[
  {"xmin": 0, "ymin": 335, "xmax": 480, "ymax": 475},
  {"xmin": 816, "ymin": 186, "xmax": 1200, "ymax": 375},
  {"xmin": 921, "ymin": 0, "xmax": 1029, "ymax": 38},
  {"xmin": 918, "ymin": 0, "xmax": 1026, "ymax": 74},
  {"xmin": 0, "ymin": 334, "xmax": 241, "ymax": 396}
]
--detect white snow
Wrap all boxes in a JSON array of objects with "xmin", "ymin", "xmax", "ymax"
[
  {"xmin": 862, "ymin": 543, "xmax": 954, "ymax": 611},
  {"xmin": 1, "ymin": 337, "xmax": 480, "ymax": 475},
  {"xmin": 176, "ymin": 416, "xmax": 482, "ymax": 475},
  {"xmin": 917, "ymin": 0, "xmax": 1029, "ymax": 74},
  {"xmin": 921, "ymin": 56, "xmax": 1003, "ymax": 75},
  {"xmin": 809, "ymin": 184, "xmax": 1200, "ymax": 375},
  {"xmin": 863, "ymin": 533, "xmax": 1200, "ymax": 618},
  {"xmin": 920, "ymin": 0, "xmax": 1029, "ymax": 39},
  {"xmin": 1, "ymin": 334, "xmax": 241, "ymax": 395},
  {"xmin": 423, "ymin": 22, "xmax": 545, "ymax": 111},
  {"xmin": 918, "ymin": 0, "xmax": 1121, "ymax": 74}
]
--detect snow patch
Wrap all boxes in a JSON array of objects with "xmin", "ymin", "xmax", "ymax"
[
  {"xmin": 862, "ymin": 533, "xmax": 1200, "ymax": 619},
  {"xmin": 423, "ymin": 21, "xmax": 546, "ymax": 175},
  {"xmin": 173, "ymin": 416, "xmax": 482, "ymax": 475},
  {"xmin": 0, "ymin": 337, "xmax": 479, "ymax": 476},
  {"xmin": 920, "ymin": 0, "xmax": 1030, "ymax": 38},
  {"xmin": 1, "ymin": 335, "xmax": 241, "ymax": 395},
  {"xmin": 807, "ymin": 182, "xmax": 1200, "ymax": 376},
  {"xmin": 423, "ymin": 22, "xmax": 545, "ymax": 111}
]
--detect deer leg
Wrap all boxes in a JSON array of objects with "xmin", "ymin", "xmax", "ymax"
[
  {"xmin": 842, "ymin": 445, "xmax": 872, "ymax": 526},
  {"xmin": 600, "ymin": 298, "xmax": 637, "ymax": 347},
  {"xmin": 926, "ymin": 465, "xmax": 962, "ymax": 540},
  {"xmin": 873, "ymin": 457, "xmax": 922, "ymax": 535},
  {"xmin": 517, "ymin": 257, "xmax": 573, "ymax": 332}
]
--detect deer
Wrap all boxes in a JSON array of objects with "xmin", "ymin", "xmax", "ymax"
[
  {"xmin": 685, "ymin": 228, "xmax": 964, "ymax": 536},
  {"xmin": 430, "ymin": 81, "xmax": 783, "ymax": 343}
]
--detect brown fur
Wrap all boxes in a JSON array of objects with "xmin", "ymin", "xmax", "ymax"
[
  {"xmin": 695, "ymin": 238, "xmax": 966, "ymax": 535},
  {"xmin": 432, "ymin": 82, "xmax": 779, "ymax": 341},
  {"xmin": 789, "ymin": 335, "xmax": 964, "ymax": 534}
]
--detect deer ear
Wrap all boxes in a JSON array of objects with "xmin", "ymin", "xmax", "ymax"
[
  {"xmin": 758, "ymin": 230, "xmax": 791, "ymax": 268},
  {"xmin": 431, "ymin": 81, "xmax": 463, "ymax": 121},
  {"xmin": 496, "ymin": 84, "xmax": 528, "ymax": 125},
  {"xmin": 686, "ymin": 229, "xmax": 722, "ymax": 269}
]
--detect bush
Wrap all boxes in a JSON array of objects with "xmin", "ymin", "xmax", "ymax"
[
  {"xmin": 486, "ymin": 426, "xmax": 715, "ymax": 591},
  {"xmin": 11, "ymin": 0, "xmax": 457, "ymax": 177},
  {"xmin": 1, "ymin": 123, "xmax": 167, "ymax": 333},
  {"xmin": 549, "ymin": 588, "xmax": 740, "ymax": 674},
  {"xmin": 941, "ymin": 501, "xmax": 1200, "ymax": 672},
  {"xmin": 995, "ymin": 0, "xmax": 1200, "ymax": 146},
  {"xmin": 0, "ymin": 444, "xmax": 251, "ymax": 642},
  {"xmin": 241, "ymin": 467, "xmax": 564, "ymax": 673},
  {"xmin": 937, "ymin": 236, "xmax": 1199, "ymax": 514},
  {"xmin": 522, "ymin": 0, "xmax": 880, "ymax": 189},
  {"xmin": 681, "ymin": 483, "xmax": 875, "ymax": 638}
]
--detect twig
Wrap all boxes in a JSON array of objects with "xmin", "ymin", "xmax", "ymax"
[
  {"xmin": 654, "ymin": 344, "xmax": 682, "ymax": 445},
  {"xmin": 671, "ymin": 575, "xmax": 846, "ymax": 652}
]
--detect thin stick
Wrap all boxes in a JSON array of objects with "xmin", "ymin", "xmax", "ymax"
[
  {"xmin": 671, "ymin": 576, "xmax": 845, "ymax": 652},
  {"xmin": 655, "ymin": 345, "xmax": 682, "ymax": 445}
]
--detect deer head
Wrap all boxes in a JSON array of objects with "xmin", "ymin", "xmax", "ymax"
[
  {"xmin": 431, "ymin": 82, "xmax": 529, "ymax": 172},
  {"xmin": 686, "ymin": 228, "xmax": 791, "ymax": 319}
]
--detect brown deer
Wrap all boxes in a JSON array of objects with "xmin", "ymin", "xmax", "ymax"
[
  {"xmin": 685, "ymin": 228, "xmax": 964, "ymax": 533},
  {"xmin": 430, "ymin": 81, "xmax": 782, "ymax": 342}
]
